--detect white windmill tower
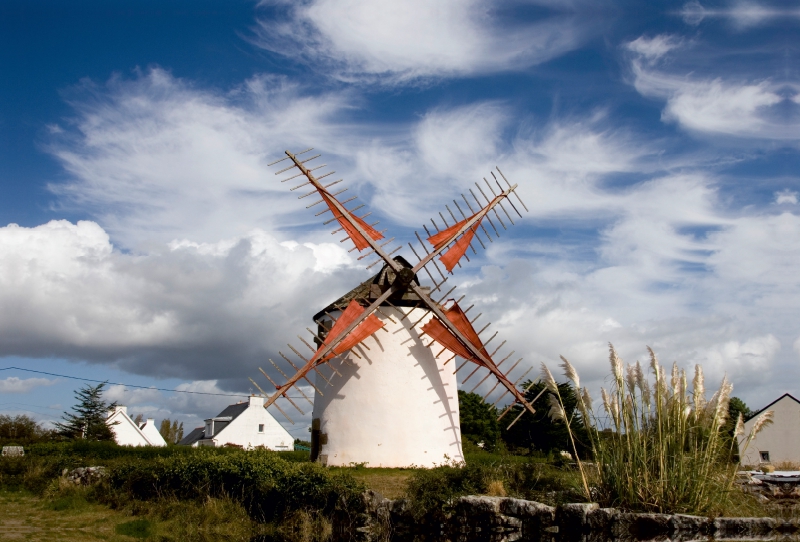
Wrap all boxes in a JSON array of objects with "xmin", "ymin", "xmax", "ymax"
[{"xmin": 251, "ymin": 149, "xmax": 536, "ymax": 468}]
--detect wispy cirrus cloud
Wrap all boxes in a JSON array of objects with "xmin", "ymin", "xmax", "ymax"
[
  {"xmin": 252, "ymin": 0, "xmax": 598, "ymax": 83},
  {"xmin": 625, "ymin": 35, "xmax": 799, "ymax": 140},
  {"xmin": 681, "ymin": 1, "xmax": 800, "ymax": 28}
]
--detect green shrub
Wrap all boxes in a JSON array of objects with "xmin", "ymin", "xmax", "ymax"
[{"xmin": 102, "ymin": 449, "xmax": 365, "ymax": 521}]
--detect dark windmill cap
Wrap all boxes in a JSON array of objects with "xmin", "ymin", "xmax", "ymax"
[{"xmin": 313, "ymin": 256, "xmax": 431, "ymax": 323}]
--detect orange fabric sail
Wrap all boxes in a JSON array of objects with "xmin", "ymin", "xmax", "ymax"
[
  {"xmin": 438, "ymin": 227, "xmax": 477, "ymax": 272},
  {"xmin": 421, "ymin": 302, "xmax": 490, "ymax": 365},
  {"xmin": 320, "ymin": 191, "xmax": 383, "ymax": 251},
  {"xmin": 426, "ymin": 196, "xmax": 502, "ymax": 272},
  {"xmin": 316, "ymin": 300, "xmax": 384, "ymax": 362}
]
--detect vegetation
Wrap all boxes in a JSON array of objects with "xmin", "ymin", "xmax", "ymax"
[
  {"xmin": 0, "ymin": 414, "xmax": 52, "ymax": 444},
  {"xmin": 54, "ymin": 382, "xmax": 117, "ymax": 441},
  {"xmin": 457, "ymin": 391, "xmax": 500, "ymax": 451},
  {"xmin": 159, "ymin": 418, "xmax": 185, "ymax": 444},
  {"xmin": 543, "ymin": 344, "xmax": 774, "ymax": 514},
  {"xmin": 502, "ymin": 380, "xmax": 591, "ymax": 457}
]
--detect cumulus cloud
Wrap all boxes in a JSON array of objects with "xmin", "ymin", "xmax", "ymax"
[
  {"xmin": 0, "ymin": 377, "xmax": 57, "ymax": 393},
  {"xmin": 252, "ymin": 0, "xmax": 595, "ymax": 82},
  {"xmin": 775, "ymin": 190, "xmax": 798, "ymax": 205},
  {"xmin": 0, "ymin": 219, "xmax": 365, "ymax": 391},
  {"xmin": 15, "ymin": 67, "xmax": 800, "ymax": 415}
]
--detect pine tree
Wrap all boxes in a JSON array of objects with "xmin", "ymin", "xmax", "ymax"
[{"xmin": 54, "ymin": 382, "xmax": 117, "ymax": 441}]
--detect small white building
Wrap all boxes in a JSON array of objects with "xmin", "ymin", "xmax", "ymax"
[
  {"xmin": 739, "ymin": 393, "xmax": 800, "ymax": 466},
  {"xmin": 178, "ymin": 395, "xmax": 293, "ymax": 450},
  {"xmin": 106, "ymin": 406, "xmax": 167, "ymax": 447}
]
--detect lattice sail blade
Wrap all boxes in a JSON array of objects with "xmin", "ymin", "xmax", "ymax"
[
  {"xmin": 319, "ymin": 191, "xmax": 384, "ymax": 251},
  {"xmin": 315, "ymin": 300, "xmax": 385, "ymax": 361},
  {"xmin": 420, "ymin": 301, "xmax": 489, "ymax": 364}
]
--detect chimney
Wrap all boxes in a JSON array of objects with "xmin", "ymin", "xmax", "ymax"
[
  {"xmin": 249, "ymin": 395, "xmax": 265, "ymax": 408},
  {"xmin": 108, "ymin": 405, "xmax": 127, "ymax": 419}
]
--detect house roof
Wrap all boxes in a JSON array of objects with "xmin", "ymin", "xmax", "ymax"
[
  {"xmin": 178, "ymin": 426, "xmax": 205, "ymax": 446},
  {"xmin": 747, "ymin": 393, "xmax": 800, "ymax": 421},
  {"xmin": 312, "ymin": 256, "xmax": 430, "ymax": 322},
  {"xmin": 215, "ymin": 402, "xmax": 249, "ymax": 420}
]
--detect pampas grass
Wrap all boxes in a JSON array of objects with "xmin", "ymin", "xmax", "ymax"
[{"xmin": 544, "ymin": 344, "xmax": 773, "ymax": 514}]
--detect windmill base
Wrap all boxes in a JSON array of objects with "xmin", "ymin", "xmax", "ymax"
[{"xmin": 311, "ymin": 307, "xmax": 463, "ymax": 468}]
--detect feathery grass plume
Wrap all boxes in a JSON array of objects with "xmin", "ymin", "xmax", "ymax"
[
  {"xmin": 541, "ymin": 362, "xmax": 558, "ymax": 394},
  {"xmin": 609, "ymin": 343, "xmax": 624, "ymax": 383},
  {"xmin": 554, "ymin": 344, "xmax": 759, "ymax": 515},
  {"xmin": 559, "ymin": 355, "xmax": 580, "ymax": 389},
  {"xmin": 692, "ymin": 365, "xmax": 706, "ymax": 411},
  {"xmin": 671, "ymin": 362, "xmax": 680, "ymax": 396},
  {"xmin": 547, "ymin": 393, "xmax": 566, "ymax": 422},
  {"xmin": 581, "ymin": 388, "xmax": 592, "ymax": 411},
  {"xmin": 625, "ymin": 364, "xmax": 637, "ymax": 396},
  {"xmin": 734, "ymin": 413, "xmax": 745, "ymax": 439},
  {"xmin": 749, "ymin": 410, "xmax": 774, "ymax": 440}
]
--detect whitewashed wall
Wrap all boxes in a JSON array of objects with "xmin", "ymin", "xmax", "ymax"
[
  {"xmin": 313, "ymin": 307, "xmax": 463, "ymax": 468},
  {"xmin": 740, "ymin": 394, "xmax": 800, "ymax": 465},
  {"xmin": 210, "ymin": 396, "xmax": 294, "ymax": 450}
]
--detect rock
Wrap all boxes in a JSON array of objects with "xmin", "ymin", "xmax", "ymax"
[
  {"xmin": 712, "ymin": 517, "xmax": 777, "ymax": 538},
  {"xmin": 556, "ymin": 503, "xmax": 599, "ymax": 540},
  {"xmin": 670, "ymin": 513, "xmax": 711, "ymax": 537},
  {"xmin": 64, "ymin": 466, "xmax": 107, "ymax": 485},
  {"xmin": 500, "ymin": 498, "xmax": 555, "ymax": 538},
  {"xmin": 629, "ymin": 513, "xmax": 671, "ymax": 539},
  {"xmin": 586, "ymin": 507, "xmax": 617, "ymax": 538}
]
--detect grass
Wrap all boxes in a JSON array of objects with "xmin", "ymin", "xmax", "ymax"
[{"xmin": 544, "ymin": 344, "xmax": 775, "ymax": 515}]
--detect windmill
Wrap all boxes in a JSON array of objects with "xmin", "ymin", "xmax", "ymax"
[{"xmin": 251, "ymin": 148, "xmax": 537, "ymax": 467}]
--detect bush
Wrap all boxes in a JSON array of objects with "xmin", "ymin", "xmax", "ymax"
[{"xmin": 102, "ymin": 449, "xmax": 365, "ymax": 521}]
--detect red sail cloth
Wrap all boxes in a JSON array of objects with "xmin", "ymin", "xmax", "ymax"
[
  {"xmin": 439, "ymin": 227, "xmax": 477, "ymax": 272},
  {"xmin": 320, "ymin": 191, "xmax": 383, "ymax": 251},
  {"xmin": 426, "ymin": 197, "xmax": 502, "ymax": 272},
  {"xmin": 316, "ymin": 300, "xmax": 385, "ymax": 362},
  {"xmin": 421, "ymin": 302, "xmax": 490, "ymax": 366}
]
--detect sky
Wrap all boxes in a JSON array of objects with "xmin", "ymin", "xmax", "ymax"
[{"xmin": 1, "ymin": 0, "xmax": 799, "ymax": 438}]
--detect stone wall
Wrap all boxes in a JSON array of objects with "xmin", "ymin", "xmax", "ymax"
[{"xmin": 358, "ymin": 492, "xmax": 791, "ymax": 541}]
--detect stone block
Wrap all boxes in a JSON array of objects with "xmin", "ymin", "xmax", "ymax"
[
  {"xmin": 670, "ymin": 513, "xmax": 711, "ymax": 536},
  {"xmin": 712, "ymin": 517, "xmax": 777, "ymax": 538},
  {"xmin": 556, "ymin": 503, "xmax": 599, "ymax": 540}
]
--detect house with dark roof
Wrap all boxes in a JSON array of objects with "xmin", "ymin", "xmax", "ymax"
[
  {"xmin": 178, "ymin": 395, "xmax": 293, "ymax": 450},
  {"xmin": 739, "ymin": 393, "xmax": 800, "ymax": 466}
]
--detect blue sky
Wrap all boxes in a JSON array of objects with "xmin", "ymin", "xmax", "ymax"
[{"xmin": 1, "ymin": 0, "xmax": 798, "ymax": 436}]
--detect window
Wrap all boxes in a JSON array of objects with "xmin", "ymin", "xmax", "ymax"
[
  {"xmin": 258, "ymin": 424, "xmax": 264, "ymax": 433},
  {"xmin": 760, "ymin": 451, "xmax": 770, "ymax": 462}
]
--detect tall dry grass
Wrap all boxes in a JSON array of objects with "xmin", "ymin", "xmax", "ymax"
[{"xmin": 543, "ymin": 344, "xmax": 773, "ymax": 514}]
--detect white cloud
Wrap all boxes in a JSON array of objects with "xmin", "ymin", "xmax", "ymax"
[
  {"xmin": 50, "ymin": 69, "xmax": 358, "ymax": 248},
  {"xmin": 625, "ymin": 35, "xmax": 683, "ymax": 61},
  {"xmin": 0, "ymin": 219, "xmax": 362, "ymax": 387},
  {"xmin": 252, "ymin": 0, "xmax": 593, "ymax": 82},
  {"xmin": 0, "ymin": 377, "xmax": 57, "ymax": 393},
  {"xmin": 681, "ymin": 1, "xmax": 800, "ymax": 29},
  {"xmin": 628, "ymin": 55, "xmax": 797, "ymax": 139},
  {"xmin": 775, "ymin": 190, "xmax": 798, "ymax": 205}
]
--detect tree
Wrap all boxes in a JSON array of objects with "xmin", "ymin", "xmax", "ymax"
[
  {"xmin": 54, "ymin": 382, "xmax": 117, "ymax": 441},
  {"xmin": 133, "ymin": 414, "xmax": 144, "ymax": 426},
  {"xmin": 724, "ymin": 396, "xmax": 753, "ymax": 458},
  {"xmin": 458, "ymin": 391, "xmax": 500, "ymax": 450},
  {"xmin": 0, "ymin": 414, "xmax": 48, "ymax": 442},
  {"xmin": 159, "ymin": 419, "xmax": 184, "ymax": 444},
  {"xmin": 501, "ymin": 380, "xmax": 590, "ymax": 457}
]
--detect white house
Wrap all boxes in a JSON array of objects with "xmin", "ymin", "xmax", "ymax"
[
  {"xmin": 178, "ymin": 395, "xmax": 293, "ymax": 450},
  {"xmin": 106, "ymin": 406, "xmax": 167, "ymax": 447},
  {"xmin": 739, "ymin": 393, "xmax": 800, "ymax": 466}
]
